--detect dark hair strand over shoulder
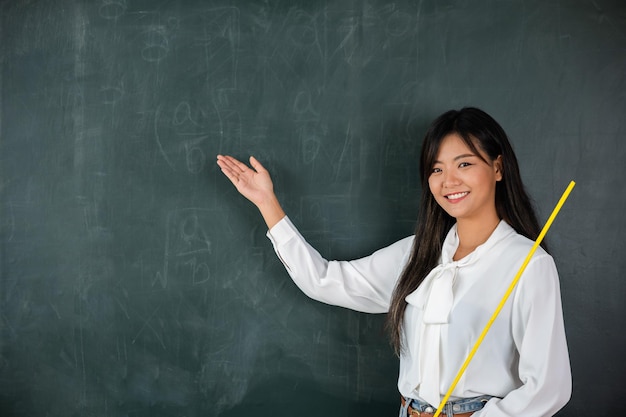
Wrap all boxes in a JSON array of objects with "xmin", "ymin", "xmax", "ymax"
[{"xmin": 385, "ymin": 107, "xmax": 545, "ymax": 355}]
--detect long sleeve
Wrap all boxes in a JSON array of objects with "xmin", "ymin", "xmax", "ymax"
[
  {"xmin": 475, "ymin": 254, "xmax": 572, "ymax": 416},
  {"xmin": 266, "ymin": 218, "xmax": 572, "ymax": 415},
  {"xmin": 266, "ymin": 216, "xmax": 413, "ymax": 313}
]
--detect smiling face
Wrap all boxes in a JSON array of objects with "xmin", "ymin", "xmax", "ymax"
[{"xmin": 428, "ymin": 133, "xmax": 502, "ymax": 225}]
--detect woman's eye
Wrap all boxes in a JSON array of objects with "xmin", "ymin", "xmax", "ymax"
[
  {"xmin": 459, "ymin": 162, "xmax": 471, "ymax": 168},
  {"xmin": 432, "ymin": 167, "xmax": 442, "ymax": 174}
]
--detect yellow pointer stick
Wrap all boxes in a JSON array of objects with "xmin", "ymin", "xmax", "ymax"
[{"xmin": 432, "ymin": 180, "xmax": 576, "ymax": 417}]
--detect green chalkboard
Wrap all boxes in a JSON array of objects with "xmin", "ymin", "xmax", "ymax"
[{"xmin": 1, "ymin": 1, "xmax": 625, "ymax": 416}]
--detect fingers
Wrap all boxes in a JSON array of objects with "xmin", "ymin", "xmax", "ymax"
[
  {"xmin": 217, "ymin": 154, "xmax": 267, "ymax": 175},
  {"xmin": 216, "ymin": 155, "xmax": 244, "ymax": 184},
  {"xmin": 249, "ymin": 156, "xmax": 267, "ymax": 174},
  {"xmin": 217, "ymin": 155, "xmax": 246, "ymax": 173}
]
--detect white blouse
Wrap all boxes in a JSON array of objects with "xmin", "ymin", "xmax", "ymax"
[{"xmin": 266, "ymin": 216, "xmax": 571, "ymax": 416}]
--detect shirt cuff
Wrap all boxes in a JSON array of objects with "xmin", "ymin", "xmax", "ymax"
[{"xmin": 266, "ymin": 215, "xmax": 297, "ymax": 246}]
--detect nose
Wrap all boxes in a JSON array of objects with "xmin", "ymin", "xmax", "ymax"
[{"xmin": 442, "ymin": 169, "xmax": 461, "ymax": 187}]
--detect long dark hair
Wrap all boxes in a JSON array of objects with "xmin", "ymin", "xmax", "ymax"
[{"xmin": 386, "ymin": 107, "xmax": 545, "ymax": 355}]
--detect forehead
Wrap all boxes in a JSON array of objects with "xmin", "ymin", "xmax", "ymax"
[{"xmin": 435, "ymin": 133, "xmax": 477, "ymax": 158}]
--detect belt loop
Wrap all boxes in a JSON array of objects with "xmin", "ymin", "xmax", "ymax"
[{"xmin": 436, "ymin": 400, "xmax": 450, "ymax": 417}]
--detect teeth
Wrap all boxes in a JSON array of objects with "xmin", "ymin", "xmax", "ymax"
[{"xmin": 446, "ymin": 192, "xmax": 468, "ymax": 200}]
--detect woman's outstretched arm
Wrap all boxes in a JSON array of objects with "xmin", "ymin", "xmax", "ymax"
[
  {"xmin": 216, "ymin": 155, "xmax": 286, "ymax": 229},
  {"xmin": 217, "ymin": 154, "xmax": 410, "ymax": 312}
]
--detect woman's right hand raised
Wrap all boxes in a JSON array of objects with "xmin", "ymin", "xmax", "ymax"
[
  {"xmin": 216, "ymin": 155, "xmax": 286, "ymax": 228},
  {"xmin": 216, "ymin": 155, "xmax": 273, "ymax": 206}
]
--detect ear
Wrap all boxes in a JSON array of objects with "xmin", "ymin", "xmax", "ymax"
[{"xmin": 494, "ymin": 155, "xmax": 503, "ymax": 181}]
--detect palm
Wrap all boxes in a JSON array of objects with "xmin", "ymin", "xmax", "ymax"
[{"xmin": 217, "ymin": 155, "xmax": 275, "ymax": 206}]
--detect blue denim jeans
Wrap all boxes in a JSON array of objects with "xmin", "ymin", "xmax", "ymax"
[{"xmin": 399, "ymin": 395, "xmax": 495, "ymax": 417}]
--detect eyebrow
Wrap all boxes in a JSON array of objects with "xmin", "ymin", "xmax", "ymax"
[{"xmin": 433, "ymin": 153, "xmax": 478, "ymax": 164}]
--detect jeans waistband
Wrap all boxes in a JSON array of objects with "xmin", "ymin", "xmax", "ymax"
[{"xmin": 405, "ymin": 395, "xmax": 495, "ymax": 415}]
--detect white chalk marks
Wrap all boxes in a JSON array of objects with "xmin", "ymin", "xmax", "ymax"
[
  {"xmin": 154, "ymin": 100, "xmax": 233, "ymax": 173},
  {"xmin": 156, "ymin": 209, "xmax": 218, "ymax": 289},
  {"xmin": 98, "ymin": 0, "xmax": 127, "ymax": 20}
]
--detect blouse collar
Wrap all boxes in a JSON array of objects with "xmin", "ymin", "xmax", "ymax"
[{"xmin": 405, "ymin": 219, "xmax": 515, "ymax": 321}]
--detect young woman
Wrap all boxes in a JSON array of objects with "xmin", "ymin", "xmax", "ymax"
[{"xmin": 216, "ymin": 107, "xmax": 571, "ymax": 416}]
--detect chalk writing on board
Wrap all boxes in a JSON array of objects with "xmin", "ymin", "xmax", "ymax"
[
  {"xmin": 298, "ymin": 126, "xmax": 321, "ymax": 164},
  {"xmin": 3, "ymin": 202, "xmax": 15, "ymax": 242},
  {"xmin": 299, "ymin": 195, "xmax": 352, "ymax": 235},
  {"xmin": 293, "ymin": 90, "xmax": 320, "ymax": 122},
  {"xmin": 286, "ymin": 10, "xmax": 319, "ymax": 48},
  {"xmin": 98, "ymin": 0, "xmax": 127, "ymax": 20},
  {"xmin": 155, "ymin": 209, "xmax": 215, "ymax": 289},
  {"xmin": 154, "ymin": 102, "xmax": 209, "ymax": 173},
  {"xmin": 100, "ymin": 84, "xmax": 124, "ymax": 105},
  {"xmin": 329, "ymin": 15, "xmax": 359, "ymax": 63},
  {"xmin": 385, "ymin": 9, "xmax": 412, "ymax": 37},
  {"xmin": 201, "ymin": 7, "xmax": 240, "ymax": 89},
  {"xmin": 131, "ymin": 305, "xmax": 166, "ymax": 349},
  {"xmin": 221, "ymin": 109, "xmax": 242, "ymax": 151},
  {"xmin": 141, "ymin": 26, "xmax": 170, "ymax": 63}
]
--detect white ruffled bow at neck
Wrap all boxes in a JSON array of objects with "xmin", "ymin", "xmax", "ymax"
[{"xmin": 404, "ymin": 223, "xmax": 496, "ymax": 407}]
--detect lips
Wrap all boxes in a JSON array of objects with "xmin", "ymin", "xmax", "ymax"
[{"xmin": 445, "ymin": 191, "xmax": 469, "ymax": 200}]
